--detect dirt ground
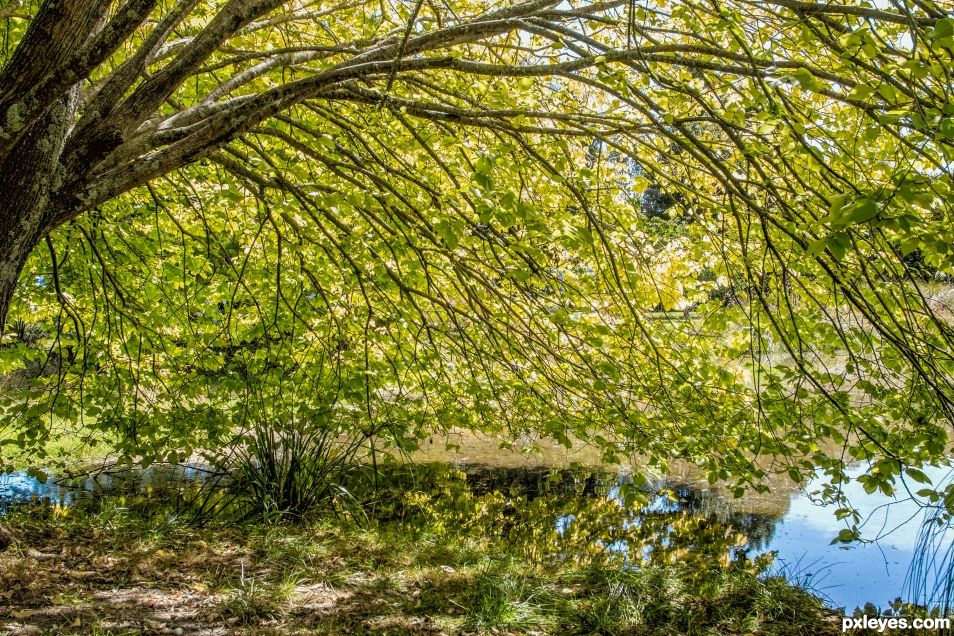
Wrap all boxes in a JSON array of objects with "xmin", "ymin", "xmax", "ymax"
[{"xmin": 0, "ymin": 527, "xmax": 458, "ymax": 635}]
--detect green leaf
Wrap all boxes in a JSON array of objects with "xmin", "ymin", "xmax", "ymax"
[
  {"xmin": 847, "ymin": 84, "xmax": 876, "ymax": 101},
  {"xmin": 829, "ymin": 198, "xmax": 879, "ymax": 228},
  {"xmin": 787, "ymin": 68, "xmax": 821, "ymax": 91},
  {"xmin": 831, "ymin": 528, "xmax": 859, "ymax": 544},
  {"xmin": 875, "ymin": 84, "xmax": 898, "ymax": 102},
  {"xmin": 929, "ymin": 18, "xmax": 954, "ymax": 41},
  {"xmin": 827, "ymin": 232, "xmax": 851, "ymax": 261}
]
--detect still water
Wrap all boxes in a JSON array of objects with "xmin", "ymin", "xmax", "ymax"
[
  {"xmin": 685, "ymin": 462, "xmax": 954, "ymax": 611},
  {"xmin": 763, "ymin": 462, "xmax": 953, "ymax": 611},
  {"xmin": 2, "ymin": 458, "xmax": 951, "ymax": 612}
]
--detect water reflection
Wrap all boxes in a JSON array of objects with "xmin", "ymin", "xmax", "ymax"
[
  {"xmin": 0, "ymin": 464, "xmax": 220, "ymax": 516},
  {"xmin": 1, "ymin": 460, "xmax": 951, "ymax": 612},
  {"xmin": 770, "ymin": 463, "xmax": 954, "ymax": 611}
]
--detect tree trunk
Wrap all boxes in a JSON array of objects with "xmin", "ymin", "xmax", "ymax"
[
  {"xmin": 0, "ymin": 219, "xmax": 42, "ymax": 331},
  {"xmin": 0, "ymin": 82, "xmax": 83, "ymax": 555},
  {"xmin": 0, "ymin": 89, "xmax": 79, "ymax": 330},
  {"xmin": 0, "ymin": 100, "xmax": 72, "ymax": 551},
  {"xmin": 0, "ymin": 1, "xmax": 113, "ymax": 550},
  {"xmin": 0, "ymin": 0, "xmax": 111, "ymax": 328}
]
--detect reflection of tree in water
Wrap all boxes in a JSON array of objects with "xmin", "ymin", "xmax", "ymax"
[
  {"xmin": 462, "ymin": 467, "xmax": 781, "ymax": 551},
  {"xmin": 6, "ymin": 462, "xmax": 784, "ymax": 565},
  {"xmin": 372, "ymin": 464, "xmax": 785, "ymax": 567},
  {"xmin": 658, "ymin": 482, "xmax": 781, "ymax": 551},
  {"xmin": 731, "ymin": 513, "xmax": 778, "ymax": 551},
  {"xmin": 462, "ymin": 465, "xmax": 617, "ymax": 500}
]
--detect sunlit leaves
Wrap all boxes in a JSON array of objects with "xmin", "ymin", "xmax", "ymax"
[{"xmin": 0, "ymin": 0, "xmax": 951, "ymax": 527}]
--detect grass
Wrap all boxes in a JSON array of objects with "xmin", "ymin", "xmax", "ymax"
[
  {"xmin": 577, "ymin": 566, "xmax": 688, "ymax": 633},
  {"xmin": 220, "ymin": 568, "xmax": 301, "ymax": 625},
  {"xmin": 566, "ymin": 564, "xmax": 838, "ymax": 636},
  {"xmin": 0, "ymin": 500, "xmax": 846, "ymax": 635},
  {"xmin": 460, "ymin": 565, "xmax": 555, "ymax": 632}
]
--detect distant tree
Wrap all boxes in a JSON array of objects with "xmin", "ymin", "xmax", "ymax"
[{"xmin": 641, "ymin": 183, "xmax": 679, "ymax": 220}]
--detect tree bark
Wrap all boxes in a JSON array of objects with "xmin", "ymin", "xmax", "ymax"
[
  {"xmin": 0, "ymin": 0, "xmax": 104, "ymax": 550},
  {"xmin": 0, "ymin": 0, "xmax": 102, "ymax": 329},
  {"xmin": 0, "ymin": 0, "xmax": 110, "ymax": 166},
  {"xmin": 0, "ymin": 92, "xmax": 78, "ymax": 329}
]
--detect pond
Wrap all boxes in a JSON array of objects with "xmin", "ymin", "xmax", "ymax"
[{"xmin": 2, "ymin": 454, "xmax": 952, "ymax": 613}]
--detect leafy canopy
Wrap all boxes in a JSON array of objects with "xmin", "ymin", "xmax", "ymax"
[{"xmin": 1, "ymin": 0, "xmax": 953, "ymax": 523}]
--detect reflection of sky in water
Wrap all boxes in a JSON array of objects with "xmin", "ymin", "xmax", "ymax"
[
  {"xmin": 760, "ymin": 463, "xmax": 954, "ymax": 611},
  {"xmin": 0, "ymin": 471, "xmax": 95, "ymax": 508},
  {"xmin": 0, "ymin": 465, "xmax": 208, "ymax": 510}
]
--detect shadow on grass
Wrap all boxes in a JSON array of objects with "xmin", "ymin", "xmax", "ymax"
[{"xmin": 0, "ymin": 497, "xmax": 846, "ymax": 636}]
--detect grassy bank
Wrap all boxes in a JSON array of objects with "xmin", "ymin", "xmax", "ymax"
[
  {"xmin": 4, "ymin": 460, "xmax": 951, "ymax": 636},
  {"xmin": 0, "ymin": 500, "xmax": 840, "ymax": 636}
]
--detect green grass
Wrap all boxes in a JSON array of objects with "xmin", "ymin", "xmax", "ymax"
[
  {"xmin": 565, "ymin": 564, "xmax": 835, "ymax": 636},
  {"xmin": 0, "ymin": 499, "xmax": 846, "ymax": 635},
  {"xmin": 460, "ymin": 565, "xmax": 556, "ymax": 631},
  {"xmin": 220, "ymin": 569, "xmax": 301, "ymax": 625}
]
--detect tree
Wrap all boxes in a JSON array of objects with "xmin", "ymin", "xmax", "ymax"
[
  {"xmin": 0, "ymin": 0, "xmax": 592, "ymax": 324},
  {"xmin": 1, "ymin": 0, "xmax": 953, "ymax": 528}
]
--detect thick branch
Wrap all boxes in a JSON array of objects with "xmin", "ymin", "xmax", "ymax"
[
  {"xmin": 0, "ymin": 0, "xmax": 159, "ymax": 155},
  {"xmin": 0, "ymin": 0, "xmax": 110, "ymax": 156},
  {"xmin": 62, "ymin": 0, "xmax": 288, "ymax": 175},
  {"xmin": 74, "ymin": 0, "xmax": 203, "ymax": 137},
  {"xmin": 758, "ymin": 0, "xmax": 943, "ymax": 26}
]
